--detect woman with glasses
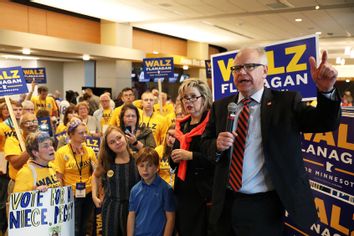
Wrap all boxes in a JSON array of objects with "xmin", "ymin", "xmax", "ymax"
[
  {"xmin": 13, "ymin": 132, "xmax": 61, "ymax": 192},
  {"xmin": 77, "ymin": 101, "xmax": 101, "ymax": 137},
  {"xmin": 91, "ymin": 126, "xmax": 139, "ymax": 236},
  {"xmin": 119, "ymin": 104, "xmax": 156, "ymax": 153},
  {"xmin": 54, "ymin": 118, "xmax": 97, "ymax": 236},
  {"xmin": 169, "ymin": 78, "xmax": 214, "ymax": 236}
]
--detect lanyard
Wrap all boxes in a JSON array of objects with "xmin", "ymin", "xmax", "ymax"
[{"xmin": 69, "ymin": 144, "xmax": 83, "ymax": 182}]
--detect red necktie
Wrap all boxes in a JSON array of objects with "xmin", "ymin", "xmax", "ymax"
[{"xmin": 229, "ymin": 98, "xmax": 251, "ymax": 191}]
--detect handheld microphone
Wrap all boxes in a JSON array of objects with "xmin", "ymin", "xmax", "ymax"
[{"xmin": 226, "ymin": 102, "xmax": 237, "ymax": 132}]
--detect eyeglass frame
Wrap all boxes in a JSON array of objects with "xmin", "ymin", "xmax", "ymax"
[
  {"xmin": 230, "ymin": 63, "xmax": 264, "ymax": 73},
  {"xmin": 181, "ymin": 95, "xmax": 203, "ymax": 103}
]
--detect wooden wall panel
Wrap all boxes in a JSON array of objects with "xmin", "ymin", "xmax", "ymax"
[
  {"xmin": 46, "ymin": 11, "xmax": 100, "ymax": 43},
  {"xmin": 28, "ymin": 7, "xmax": 47, "ymax": 35},
  {"xmin": 133, "ymin": 29, "xmax": 187, "ymax": 56},
  {"xmin": 0, "ymin": 1, "xmax": 28, "ymax": 32},
  {"xmin": 0, "ymin": 0, "xmax": 100, "ymax": 44}
]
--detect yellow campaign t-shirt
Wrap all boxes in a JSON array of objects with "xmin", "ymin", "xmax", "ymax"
[
  {"xmin": 0, "ymin": 122, "xmax": 13, "ymax": 152},
  {"xmin": 155, "ymin": 145, "xmax": 174, "ymax": 187},
  {"xmin": 54, "ymin": 144, "xmax": 97, "ymax": 194},
  {"xmin": 140, "ymin": 112, "xmax": 168, "ymax": 146},
  {"xmin": 13, "ymin": 162, "xmax": 61, "ymax": 193},
  {"xmin": 100, "ymin": 109, "xmax": 112, "ymax": 133},
  {"xmin": 56, "ymin": 123, "xmax": 67, "ymax": 134},
  {"xmin": 4, "ymin": 136, "xmax": 23, "ymax": 180},
  {"xmin": 31, "ymin": 96, "xmax": 58, "ymax": 116},
  {"xmin": 153, "ymin": 103, "xmax": 174, "ymax": 116}
]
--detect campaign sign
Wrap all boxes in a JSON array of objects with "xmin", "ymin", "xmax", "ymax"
[
  {"xmin": 85, "ymin": 136, "xmax": 100, "ymax": 153},
  {"xmin": 8, "ymin": 186, "xmax": 74, "ymax": 236},
  {"xmin": 38, "ymin": 117, "xmax": 53, "ymax": 137},
  {"xmin": 205, "ymin": 60, "xmax": 212, "ymax": 78},
  {"xmin": 301, "ymin": 114, "xmax": 354, "ymax": 196},
  {"xmin": 0, "ymin": 67, "xmax": 28, "ymax": 96},
  {"xmin": 143, "ymin": 57, "xmax": 174, "ymax": 80},
  {"xmin": 211, "ymin": 35, "xmax": 318, "ymax": 101},
  {"xmin": 284, "ymin": 183, "xmax": 353, "ymax": 236},
  {"xmin": 23, "ymin": 68, "xmax": 47, "ymax": 84}
]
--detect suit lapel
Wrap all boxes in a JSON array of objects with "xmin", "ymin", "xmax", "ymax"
[{"xmin": 261, "ymin": 88, "xmax": 273, "ymax": 140}]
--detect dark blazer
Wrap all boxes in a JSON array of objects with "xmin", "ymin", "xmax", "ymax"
[{"xmin": 201, "ymin": 88, "xmax": 341, "ymax": 229}]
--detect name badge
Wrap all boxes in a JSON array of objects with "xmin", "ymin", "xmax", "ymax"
[{"xmin": 75, "ymin": 182, "xmax": 86, "ymax": 198}]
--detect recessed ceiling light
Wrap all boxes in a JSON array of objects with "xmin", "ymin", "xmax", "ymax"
[
  {"xmin": 344, "ymin": 47, "xmax": 351, "ymax": 55},
  {"xmin": 152, "ymin": 51, "xmax": 159, "ymax": 55},
  {"xmin": 183, "ymin": 65, "xmax": 189, "ymax": 70},
  {"xmin": 345, "ymin": 79, "xmax": 350, "ymax": 83},
  {"xmin": 315, "ymin": 5, "xmax": 320, "ymax": 10},
  {"xmin": 295, "ymin": 18, "xmax": 302, "ymax": 22},
  {"xmin": 315, "ymin": 31, "xmax": 322, "ymax": 35},
  {"xmin": 336, "ymin": 57, "xmax": 341, "ymax": 64},
  {"xmin": 82, "ymin": 54, "xmax": 90, "ymax": 61},
  {"xmin": 22, "ymin": 48, "xmax": 31, "ymax": 55}
]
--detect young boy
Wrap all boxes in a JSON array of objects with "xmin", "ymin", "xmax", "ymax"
[{"xmin": 127, "ymin": 147, "xmax": 175, "ymax": 236}]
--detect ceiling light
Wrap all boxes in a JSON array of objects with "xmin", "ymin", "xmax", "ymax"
[
  {"xmin": 345, "ymin": 79, "xmax": 350, "ymax": 83},
  {"xmin": 152, "ymin": 51, "xmax": 159, "ymax": 55},
  {"xmin": 315, "ymin": 5, "xmax": 320, "ymax": 10},
  {"xmin": 82, "ymin": 54, "xmax": 90, "ymax": 61},
  {"xmin": 341, "ymin": 58, "xmax": 345, "ymax": 65},
  {"xmin": 22, "ymin": 48, "xmax": 31, "ymax": 55},
  {"xmin": 183, "ymin": 65, "xmax": 189, "ymax": 70},
  {"xmin": 295, "ymin": 18, "xmax": 302, "ymax": 22},
  {"xmin": 350, "ymin": 50, "xmax": 354, "ymax": 58},
  {"xmin": 315, "ymin": 31, "xmax": 322, "ymax": 35},
  {"xmin": 344, "ymin": 47, "xmax": 351, "ymax": 55},
  {"xmin": 336, "ymin": 57, "xmax": 341, "ymax": 64}
]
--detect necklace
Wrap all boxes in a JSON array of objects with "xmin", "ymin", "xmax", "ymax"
[{"xmin": 30, "ymin": 160, "xmax": 49, "ymax": 168}]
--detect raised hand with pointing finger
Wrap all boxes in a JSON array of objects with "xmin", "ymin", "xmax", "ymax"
[{"xmin": 309, "ymin": 50, "xmax": 338, "ymax": 93}]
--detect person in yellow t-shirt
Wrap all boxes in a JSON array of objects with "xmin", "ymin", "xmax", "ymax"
[
  {"xmin": 55, "ymin": 105, "xmax": 77, "ymax": 135},
  {"xmin": 5, "ymin": 113, "xmax": 39, "ymax": 181},
  {"xmin": 54, "ymin": 119, "xmax": 97, "ymax": 236},
  {"xmin": 140, "ymin": 91, "xmax": 168, "ymax": 146},
  {"xmin": 153, "ymin": 92, "xmax": 175, "ymax": 116},
  {"xmin": 155, "ymin": 124, "xmax": 176, "ymax": 187},
  {"xmin": 93, "ymin": 94, "xmax": 113, "ymax": 134},
  {"xmin": 30, "ymin": 86, "xmax": 58, "ymax": 117},
  {"xmin": 110, "ymin": 88, "xmax": 141, "ymax": 127},
  {"xmin": 13, "ymin": 132, "xmax": 60, "ymax": 192}
]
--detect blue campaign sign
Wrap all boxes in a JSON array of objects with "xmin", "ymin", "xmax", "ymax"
[
  {"xmin": 85, "ymin": 136, "xmax": 100, "ymax": 153},
  {"xmin": 143, "ymin": 57, "xmax": 174, "ymax": 80},
  {"xmin": 23, "ymin": 67, "xmax": 47, "ymax": 84},
  {"xmin": 0, "ymin": 66, "xmax": 28, "ymax": 96},
  {"xmin": 301, "ymin": 114, "xmax": 354, "ymax": 196},
  {"xmin": 284, "ymin": 187, "xmax": 353, "ymax": 236},
  {"xmin": 211, "ymin": 35, "xmax": 318, "ymax": 101}
]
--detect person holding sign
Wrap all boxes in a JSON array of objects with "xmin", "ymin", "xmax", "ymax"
[
  {"xmin": 201, "ymin": 48, "xmax": 341, "ymax": 235},
  {"xmin": 54, "ymin": 118, "xmax": 97, "ymax": 236},
  {"xmin": 13, "ymin": 132, "xmax": 60, "ymax": 192},
  {"xmin": 92, "ymin": 126, "xmax": 140, "ymax": 236}
]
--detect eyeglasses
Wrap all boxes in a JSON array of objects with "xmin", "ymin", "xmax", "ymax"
[
  {"xmin": 181, "ymin": 95, "xmax": 202, "ymax": 103},
  {"xmin": 22, "ymin": 120, "xmax": 38, "ymax": 126},
  {"xmin": 231, "ymin": 63, "xmax": 264, "ymax": 73}
]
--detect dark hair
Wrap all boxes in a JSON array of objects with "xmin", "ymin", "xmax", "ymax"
[
  {"xmin": 136, "ymin": 147, "xmax": 159, "ymax": 167},
  {"xmin": 119, "ymin": 104, "xmax": 140, "ymax": 129},
  {"xmin": 121, "ymin": 87, "xmax": 133, "ymax": 94},
  {"xmin": 26, "ymin": 132, "xmax": 51, "ymax": 160},
  {"xmin": 63, "ymin": 105, "xmax": 77, "ymax": 125},
  {"xmin": 37, "ymin": 86, "xmax": 48, "ymax": 94},
  {"xmin": 98, "ymin": 126, "xmax": 131, "ymax": 171}
]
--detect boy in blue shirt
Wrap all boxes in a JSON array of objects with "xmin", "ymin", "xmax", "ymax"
[{"xmin": 127, "ymin": 147, "xmax": 175, "ymax": 236}]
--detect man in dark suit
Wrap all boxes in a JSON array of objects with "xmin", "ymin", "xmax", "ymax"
[{"xmin": 201, "ymin": 47, "xmax": 341, "ymax": 236}]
